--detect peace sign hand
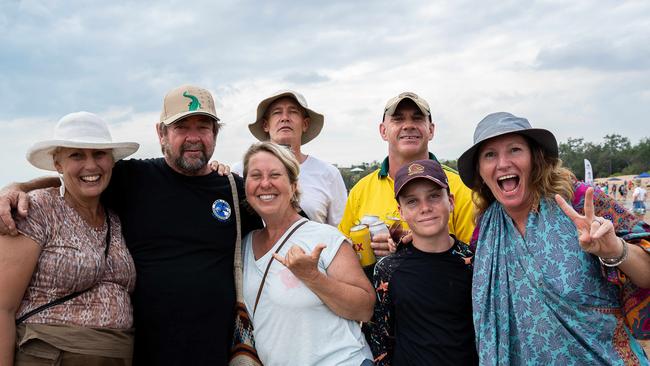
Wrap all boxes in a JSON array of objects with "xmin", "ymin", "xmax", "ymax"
[
  {"xmin": 554, "ymin": 187, "xmax": 622, "ymax": 259},
  {"xmin": 273, "ymin": 244, "xmax": 326, "ymax": 283}
]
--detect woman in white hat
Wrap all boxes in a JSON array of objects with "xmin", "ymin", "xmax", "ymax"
[
  {"xmin": 457, "ymin": 112, "xmax": 650, "ymax": 364},
  {"xmin": 0, "ymin": 111, "xmax": 139, "ymax": 365}
]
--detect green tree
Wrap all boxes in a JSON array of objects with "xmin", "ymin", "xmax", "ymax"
[
  {"xmin": 602, "ymin": 134, "xmax": 632, "ymax": 175},
  {"xmin": 559, "ymin": 138, "xmax": 589, "ymax": 180},
  {"xmin": 339, "ymin": 161, "xmax": 381, "ymax": 191},
  {"xmin": 559, "ymin": 134, "xmax": 646, "ymax": 178},
  {"xmin": 440, "ymin": 159, "xmax": 458, "ymax": 171},
  {"xmin": 622, "ymin": 138, "xmax": 650, "ymax": 175}
]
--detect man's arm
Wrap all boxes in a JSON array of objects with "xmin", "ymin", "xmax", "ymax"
[{"xmin": 0, "ymin": 177, "xmax": 58, "ymax": 235}]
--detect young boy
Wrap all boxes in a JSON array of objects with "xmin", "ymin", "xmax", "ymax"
[{"xmin": 367, "ymin": 159, "xmax": 477, "ymax": 366}]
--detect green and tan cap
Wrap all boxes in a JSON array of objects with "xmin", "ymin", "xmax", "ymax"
[
  {"xmin": 383, "ymin": 92, "xmax": 431, "ymax": 120},
  {"xmin": 160, "ymin": 84, "xmax": 220, "ymax": 125}
]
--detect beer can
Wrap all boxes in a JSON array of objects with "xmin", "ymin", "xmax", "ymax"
[
  {"xmin": 368, "ymin": 220, "xmax": 389, "ymax": 240},
  {"xmin": 360, "ymin": 215, "xmax": 381, "ymax": 226},
  {"xmin": 385, "ymin": 215, "xmax": 401, "ymax": 227},
  {"xmin": 349, "ymin": 224, "xmax": 376, "ymax": 267}
]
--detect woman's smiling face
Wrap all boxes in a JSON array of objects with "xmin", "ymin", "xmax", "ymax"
[
  {"xmin": 54, "ymin": 147, "xmax": 114, "ymax": 202},
  {"xmin": 244, "ymin": 150, "xmax": 296, "ymax": 218}
]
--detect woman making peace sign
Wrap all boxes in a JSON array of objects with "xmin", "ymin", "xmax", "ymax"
[{"xmin": 458, "ymin": 112, "xmax": 650, "ymax": 365}]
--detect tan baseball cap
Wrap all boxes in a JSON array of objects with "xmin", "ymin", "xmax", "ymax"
[
  {"xmin": 160, "ymin": 85, "xmax": 220, "ymax": 125},
  {"xmin": 383, "ymin": 92, "xmax": 431, "ymax": 120},
  {"xmin": 248, "ymin": 90, "xmax": 324, "ymax": 145}
]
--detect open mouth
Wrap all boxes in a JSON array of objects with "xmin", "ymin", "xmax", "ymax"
[
  {"xmin": 399, "ymin": 135, "xmax": 420, "ymax": 140},
  {"xmin": 80, "ymin": 175, "xmax": 100, "ymax": 183},
  {"xmin": 497, "ymin": 174, "xmax": 520, "ymax": 193},
  {"xmin": 257, "ymin": 194, "xmax": 278, "ymax": 202}
]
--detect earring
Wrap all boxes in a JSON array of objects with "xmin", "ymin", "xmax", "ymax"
[{"xmin": 58, "ymin": 174, "xmax": 65, "ymax": 197}]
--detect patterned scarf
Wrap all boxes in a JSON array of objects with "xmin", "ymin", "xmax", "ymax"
[{"xmin": 472, "ymin": 198, "xmax": 646, "ymax": 365}]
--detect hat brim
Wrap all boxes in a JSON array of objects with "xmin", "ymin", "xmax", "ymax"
[
  {"xmin": 385, "ymin": 97, "xmax": 430, "ymax": 119},
  {"xmin": 27, "ymin": 140, "xmax": 140, "ymax": 171},
  {"xmin": 458, "ymin": 129, "xmax": 558, "ymax": 188},
  {"xmin": 161, "ymin": 110, "xmax": 220, "ymax": 125},
  {"xmin": 248, "ymin": 92, "xmax": 324, "ymax": 145},
  {"xmin": 395, "ymin": 176, "xmax": 449, "ymax": 199}
]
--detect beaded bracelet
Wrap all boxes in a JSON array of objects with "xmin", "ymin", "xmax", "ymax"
[{"xmin": 598, "ymin": 237, "xmax": 629, "ymax": 267}]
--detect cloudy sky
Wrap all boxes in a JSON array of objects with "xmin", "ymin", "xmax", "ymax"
[{"xmin": 1, "ymin": 0, "xmax": 649, "ymax": 186}]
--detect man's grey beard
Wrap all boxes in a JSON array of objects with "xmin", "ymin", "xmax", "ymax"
[{"xmin": 162, "ymin": 141, "xmax": 208, "ymax": 175}]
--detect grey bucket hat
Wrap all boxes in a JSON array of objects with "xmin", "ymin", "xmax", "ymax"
[{"xmin": 457, "ymin": 112, "xmax": 558, "ymax": 188}]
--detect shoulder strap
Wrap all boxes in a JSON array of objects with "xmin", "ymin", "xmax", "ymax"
[
  {"xmin": 253, "ymin": 219, "xmax": 307, "ymax": 315},
  {"xmin": 16, "ymin": 207, "xmax": 112, "ymax": 325},
  {"xmin": 227, "ymin": 174, "xmax": 244, "ymax": 301}
]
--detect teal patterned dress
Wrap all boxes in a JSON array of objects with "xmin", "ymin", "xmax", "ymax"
[{"xmin": 471, "ymin": 183, "xmax": 649, "ymax": 365}]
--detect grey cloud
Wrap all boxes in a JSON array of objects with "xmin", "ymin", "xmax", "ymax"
[
  {"xmin": 2, "ymin": 0, "xmax": 650, "ymax": 156},
  {"xmin": 0, "ymin": 0, "xmax": 406, "ymax": 120},
  {"xmin": 283, "ymin": 71, "xmax": 329, "ymax": 85},
  {"xmin": 536, "ymin": 39, "xmax": 650, "ymax": 71}
]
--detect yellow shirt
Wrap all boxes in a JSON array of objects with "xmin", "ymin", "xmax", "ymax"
[{"xmin": 338, "ymin": 156, "xmax": 475, "ymax": 243}]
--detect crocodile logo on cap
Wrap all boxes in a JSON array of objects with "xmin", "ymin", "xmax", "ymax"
[{"xmin": 183, "ymin": 91, "xmax": 202, "ymax": 111}]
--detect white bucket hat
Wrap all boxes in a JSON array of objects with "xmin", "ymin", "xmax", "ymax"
[
  {"xmin": 27, "ymin": 111, "xmax": 140, "ymax": 171},
  {"xmin": 248, "ymin": 90, "xmax": 324, "ymax": 145}
]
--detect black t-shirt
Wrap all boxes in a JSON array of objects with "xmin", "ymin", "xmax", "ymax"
[
  {"xmin": 368, "ymin": 238, "xmax": 478, "ymax": 366},
  {"xmin": 103, "ymin": 158, "xmax": 262, "ymax": 366}
]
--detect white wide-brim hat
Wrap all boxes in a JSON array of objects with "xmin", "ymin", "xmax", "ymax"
[
  {"xmin": 27, "ymin": 111, "xmax": 140, "ymax": 171},
  {"xmin": 248, "ymin": 90, "xmax": 324, "ymax": 145}
]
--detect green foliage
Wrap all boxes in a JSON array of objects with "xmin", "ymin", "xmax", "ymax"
[
  {"xmin": 339, "ymin": 160, "xmax": 381, "ymax": 191},
  {"xmin": 339, "ymin": 134, "xmax": 649, "ymax": 190},
  {"xmin": 558, "ymin": 134, "xmax": 649, "ymax": 179},
  {"xmin": 440, "ymin": 159, "xmax": 458, "ymax": 170}
]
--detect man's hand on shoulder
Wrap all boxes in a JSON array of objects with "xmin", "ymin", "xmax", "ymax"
[
  {"xmin": 0, "ymin": 176, "xmax": 58, "ymax": 236},
  {"xmin": 0, "ymin": 183, "xmax": 30, "ymax": 236},
  {"xmin": 208, "ymin": 160, "xmax": 232, "ymax": 176}
]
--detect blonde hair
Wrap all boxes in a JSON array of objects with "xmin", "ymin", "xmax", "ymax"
[
  {"xmin": 243, "ymin": 141, "xmax": 301, "ymax": 210},
  {"xmin": 472, "ymin": 136, "xmax": 576, "ymax": 221}
]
